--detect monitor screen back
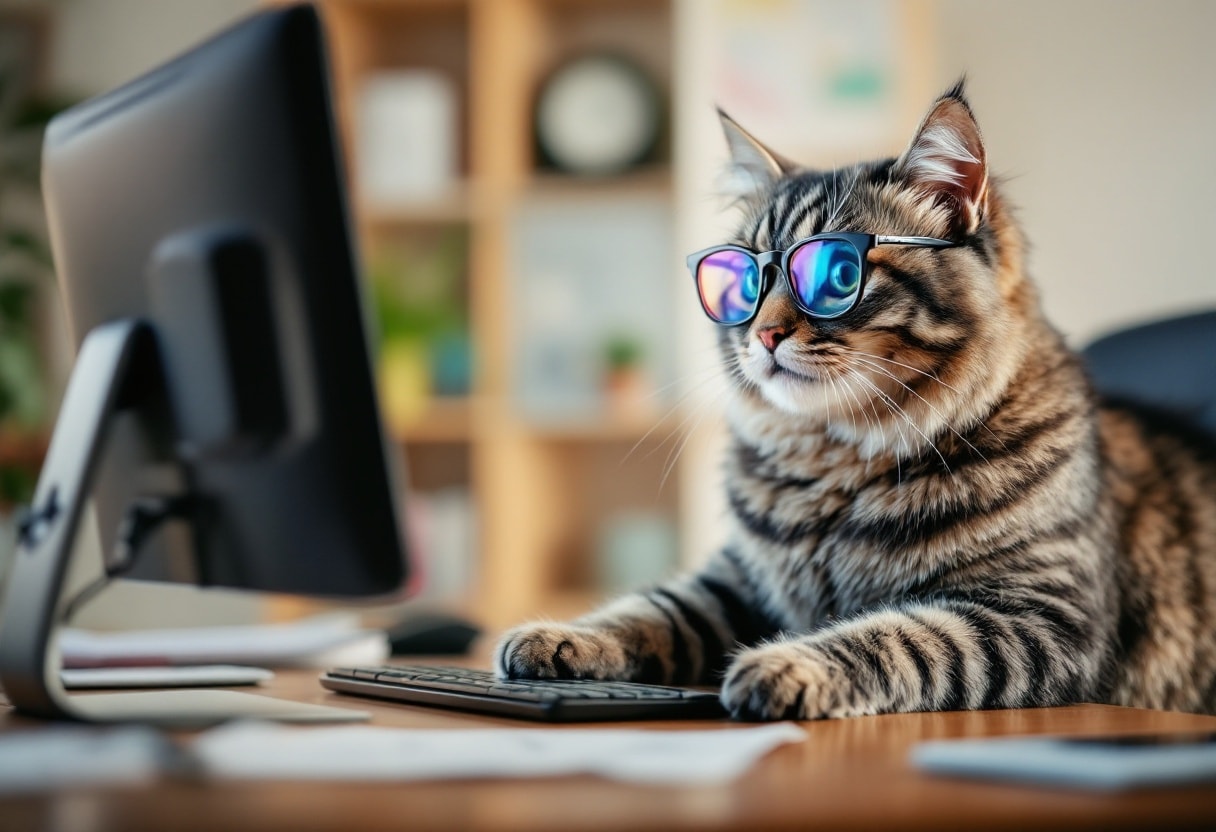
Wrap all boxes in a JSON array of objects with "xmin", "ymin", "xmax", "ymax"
[{"xmin": 39, "ymin": 7, "xmax": 409, "ymax": 598}]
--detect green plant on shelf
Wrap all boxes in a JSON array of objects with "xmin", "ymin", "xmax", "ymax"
[
  {"xmin": 601, "ymin": 332, "xmax": 652, "ymax": 419},
  {"xmin": 0, "ymin": 57, "xmax": 72, "ymax": 507},
  {"xmin": 368, "ymin": 228, "xmax": 472, "ymax": 423},
  {"xmin": 604, "ymin": 333, "xmax": 645, "ymax": 374}
]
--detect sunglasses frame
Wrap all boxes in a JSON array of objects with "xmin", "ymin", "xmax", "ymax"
[{"xmin": 687, "ymin": 233, "xmax": 957, "ymax": 326}]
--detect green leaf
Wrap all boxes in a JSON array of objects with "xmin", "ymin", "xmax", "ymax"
[
  {"xmin": 0, "ymin": 464, "xmax": 37, "ymax": 505},
  {"xmin": 0, "ymin": 283, "xmax": 34, "ymax": 328},
  {"xmin": 0, "ymin": 334, "xmax": 45, "ymax": 427},
  {"xmin": 1, "ymin": 230, "xmax": 49, "ymax": 263}
]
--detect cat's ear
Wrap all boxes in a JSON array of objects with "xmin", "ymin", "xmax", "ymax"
[
  {"xmin": 896, "ymin": 80, "xmax": 988, "ymax": 233},
  {"xmin": 717, "ymin": 108, "xmax": 795, "ymax": 196}
]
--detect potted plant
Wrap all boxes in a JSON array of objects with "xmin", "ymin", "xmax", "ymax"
[
  {"xmin": 602, "ymin": 332, "xmax": 651, "ymax": 419},
  {"xmin": 0, "ymin": 37, "xmax": 69, "ymax": 572}
]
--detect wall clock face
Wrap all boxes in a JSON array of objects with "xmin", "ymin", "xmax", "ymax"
[{"xmin": 535, "ymin": 54, "xmax": 661, "ymax": 175}]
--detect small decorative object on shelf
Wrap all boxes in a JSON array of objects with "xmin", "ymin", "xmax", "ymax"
[
  {"xmin": 370, "ymin": 229, "xmax": 471, "ymax": 430},
  {"xmin": 534, "ymin": 52, "xmax": 663, "ymax": 176},
  {"xmin": 357, "ymin": 69, "xmax": 459, "ymax": 206},
  {"xmin": 602, "ymin": 332, "xmax": 652, "ymax": 420}
]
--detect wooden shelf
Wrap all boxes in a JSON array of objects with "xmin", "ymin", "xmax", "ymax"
[
  {"xmin": 359, "ymin": 181, "xmax": 478, "ymax": 226},
  {"xmin": 316, "ymin": 0, "xmax": 681, "ymax": 628},
  {"xmin": 387, "ymin": 401, "xmax": 686, "ymax": 445},
  {"xmin": 524, "ymin": 166, "xmax": 672, "ymax": 200},
  {"xmin": 387, "ymin": 396, "xmax": 475, "ymax": 443},
  {"xmin": 517, "ymin": 411, "xmax": 679, "ymax": 443}
]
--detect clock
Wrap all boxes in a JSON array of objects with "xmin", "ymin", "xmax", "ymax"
[{"xmin": 534, "ymin": 53, "xmax": 663, "ymax": 176}]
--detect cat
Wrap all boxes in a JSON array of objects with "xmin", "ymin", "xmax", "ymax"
[{"xmin": 495, "ymin": 81, "xmax": 1216, "ymax": 720}]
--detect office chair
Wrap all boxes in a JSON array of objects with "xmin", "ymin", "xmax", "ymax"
[{"xmin": 1082, "ymin": 310, "xmax": 1216, "ymax": 437}]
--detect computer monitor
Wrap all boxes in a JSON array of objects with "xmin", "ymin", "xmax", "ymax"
[{"xmin": 0, "ymin": 5, "xmax": 411, "ymax": 724}]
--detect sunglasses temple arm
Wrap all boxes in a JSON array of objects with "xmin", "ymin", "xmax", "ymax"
[{"xmin": 874, "ymin": 235, "xmax": 957, "ymax": 248}]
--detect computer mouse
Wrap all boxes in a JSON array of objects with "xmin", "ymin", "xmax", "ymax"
[{"xmin": 386, "ymin": 612, "xmax": 482, "ymax": 656}]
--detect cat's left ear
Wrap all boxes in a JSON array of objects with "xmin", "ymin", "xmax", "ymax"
[
  {"xmin": 896, "ymin": 81, "xmax": 988, "ymax": 234},
  {"xmin": 717, "ymin": 108, "xmax": 797, "ymax": 196}
]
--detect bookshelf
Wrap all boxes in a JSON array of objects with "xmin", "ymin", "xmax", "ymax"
[{"xmin": 307, "ymin": 0, "xmax": 682, "ymax": 628}]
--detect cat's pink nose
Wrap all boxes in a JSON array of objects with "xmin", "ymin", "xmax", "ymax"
[{"xmin": 757, "ymin": 325, "xmax": 790, "ymax": 353}]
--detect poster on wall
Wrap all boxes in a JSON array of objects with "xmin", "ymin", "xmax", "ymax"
[{"xmin": 713, "ymin": 0, "xmax": 898, "ymax": 161}]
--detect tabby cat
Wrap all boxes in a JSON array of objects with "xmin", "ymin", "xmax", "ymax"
[{"xmin": 495, "ymin": 82, "xmax": 1216, "ymax": 719}]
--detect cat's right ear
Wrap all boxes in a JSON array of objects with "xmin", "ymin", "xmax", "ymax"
[
  {"xmin": 717, "ymin": 108, "xmax": 794, "ymax": 196},
  {"xmin": 895, "ymin": 81, "xmax": 988, "ymax": 234}
]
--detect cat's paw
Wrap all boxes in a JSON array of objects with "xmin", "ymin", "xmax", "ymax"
[
  {"xmin": 494, "ymin": 622, "xmax": 629, "ymax": 681},
  {"xmin": 721, "ymin": 641, "xmax": 855, "ymax": 721}
]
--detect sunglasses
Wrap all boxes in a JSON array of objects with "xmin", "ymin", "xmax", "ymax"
[{"xmin": 687, "ymin": 233, "xmax": 957, "ymax": 325}]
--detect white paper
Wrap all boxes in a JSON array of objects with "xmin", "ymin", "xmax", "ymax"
[
  {"xmin": 59, "ymin": 613, "xmax": 389, "ymax": 669},
  {"xmin": 0, "ymin": 727, "xmax": 173, "ymax": 795},
  {"xmin": 913, "ymin": 735, "xmax": 1216, "ymax": 790},
  {"xmin": 61, "ymin": 665, "xmax": 274, "ymax": 689},
  {"xmin": 194, "ymin": 722, "xmax": 805, "ymax": 785}
]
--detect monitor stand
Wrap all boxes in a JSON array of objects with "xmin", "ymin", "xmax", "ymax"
[{"xmin": 0, "ymin": 319, "xmax": 367, "ymax": 726}]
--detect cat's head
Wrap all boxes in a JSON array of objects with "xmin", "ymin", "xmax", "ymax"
[{"xmin": 706, "ymin": 82, "xmax": 1034, "ymax": 453}]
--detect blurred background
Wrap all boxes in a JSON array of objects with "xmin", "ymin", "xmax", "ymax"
[{"xmin": 0, "ymin": 0, "xmax": 1213, "ymax": 633}]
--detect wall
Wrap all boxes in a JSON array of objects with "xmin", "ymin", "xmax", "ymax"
[
  {"xmin": 49, "ymin": 0, "xmax": 258, "ymax": 95},
  {"xmin": 936, "ymin": 0, "xmax": 1216, "ymax": 343}
]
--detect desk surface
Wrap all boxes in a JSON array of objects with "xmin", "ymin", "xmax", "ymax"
[{"xmin": 3, "ymin": 667, "xmax": 1216, "ymax": 832}]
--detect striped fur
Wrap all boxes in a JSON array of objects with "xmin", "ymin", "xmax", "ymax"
[{"xmin": 495, "ymin": 84, "xmax": 1216, "ymax": 719}]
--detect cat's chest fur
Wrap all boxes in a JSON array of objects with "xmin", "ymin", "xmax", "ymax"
[{"xmin": 724, "ymin": 411, "xmax": 951, "ymax": 631}]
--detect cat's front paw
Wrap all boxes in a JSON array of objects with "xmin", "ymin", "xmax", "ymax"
[
  {"xmin": 721, "ymin": 642, "xmax": 854, "ymax": 721},
  {"xmin": 495, "ymin": 622, "xmax": 629, "ymax": 681}
]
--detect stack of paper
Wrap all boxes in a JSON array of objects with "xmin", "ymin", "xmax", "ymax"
[{"xmin": 58, "ymin": 613, "xmax": 389, "ymax": 669}]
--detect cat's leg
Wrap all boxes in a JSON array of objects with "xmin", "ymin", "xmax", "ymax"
[
  {"xmin": 720, "ymin": 591, "xmax": 1102, "ymax": 720},
  {"xmin": 495, "ymin": 549, "xmax": 782, "ymax": 685}
]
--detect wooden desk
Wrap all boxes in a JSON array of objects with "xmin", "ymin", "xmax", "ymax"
[{"xmin": 3, "ymin": 668, "xmax": 1216, "ymax": 832}]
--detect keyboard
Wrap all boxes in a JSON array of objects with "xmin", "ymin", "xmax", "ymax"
[{"xmin": 321, "ymin": 664, "xmax": 727, "ymax": 722}]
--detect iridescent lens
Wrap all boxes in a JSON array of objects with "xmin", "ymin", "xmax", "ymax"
[
  {"xmin": 788, "ymin": 239, "xmax": 863, "ymax": 317},
  {"xmin": 697, "ymin": 250, "xmax": 760, "ymax": 324}
]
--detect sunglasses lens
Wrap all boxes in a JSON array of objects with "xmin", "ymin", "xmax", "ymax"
[
  {"xmin": 696, "ymin": 250, "xmax": 760, "ymax": 324},
  {"xmin": 788, "ymin": 239, "xmax": 863, "ymax": 317}
]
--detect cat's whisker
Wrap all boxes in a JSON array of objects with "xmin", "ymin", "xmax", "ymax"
[
  {"xmin": 658, "ymin": 396, "xmax": 715, "ymax": 495},
  {"xmin": 847, "ymin": 368, "xmax": 906, "ymax": 471},
  {"xmin": 862, "ymin": 380, "xmax": 905, "ymax": 482},
  {"xmin": 848, "ymin": 369, "xmax": 951, "ymax": 475},
  {"xmin": 825, "ymin": 371, "xmax": 855, "ymax": 437},
  {"xmin": 642, "ymin": 362, "xmax": 727, "ymax": 401},
  {"xmin": 831, "ymin": 369, "xmax": 877, "ymax": 476},
  {"xmin": 847, "ymin": 356, "xmax": 989, "ymax": 464},
  {"xmin": 837, "ymin": 347, "xmax": 1007, "ymax": 450},
  {"xmin": 657, "ymin": 397, "xmax": 706, "ymax": 473},
  {"xmin": 834, "ymin": 370, "xmax": 871, "ymax": 442},
  {"xmin": 837, "ymin": 347, "xmax": 963, "ymax": 394},
  {"xmin": 620, "ymin": 368, "xmax": 728, "ymax": 467},
  {"xmin": 854, "ymin": 381, "xmax": 889, "ymax": 464},
  {"xmin": 649, "ymin": 365, "xmax": 734, "ymax": 460}
]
